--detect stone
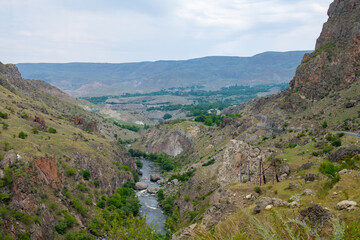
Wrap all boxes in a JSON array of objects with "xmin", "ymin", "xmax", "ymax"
[
  {"xmin": 141, "ymin": 176, "xmax": 148, "ymax": 180},
  {"xmin": 299, "ymin": 204, "xmax": 332, "ymax": 229},
  {"xmin": 253, "ymin": 197, "xmax": 272, "ymax": 214},
  {"xmin": 34, "ymin": 115, "xmax": 46, "ymax": 130},
  {"xmin": 171, "ymin": 179, "xmax": 179, "ymax": 185},
  {"xmin": 135, "ymin": 182, "xmax": 148, "ymax": 190},
  {"xmin": 335, "ymin": 200, "xmax": 357, "ymax": 210},
  {"xmin": 272, "ymin": 198, "xmax": 288, "ymax": 207},
  {"xmin": 289, "ymin": 201, "xmax": 300, "ymax": 208},
  {"xmin": 290, "ymin": 195, "xmax": 301, "ymax": 202},
  {"xmin": 0, "ymin": 169, "xmax": 4, "ymax": 179},
  {"xmin": 302, "ymin": 189, "xmax": 316, "ymax": 196},
  {"xmin": 298, "ymin": 162, "xmax": 315, "ymax": 171},
  {"xmin": 339, "ymin": 169, "xmax": 348, "ymax": 175},
  {"xmin": 285, "ymin": 182, "xmax": 299, "ymax": 190},
  {"xmin": 150, "ymin": 174, "xmax": 161, "ymax": 182},
  {"xmin": 0, "ymin": 150, "xmax": 17, "ymax": 168},
  {"xmin": 279, "ymin": 173, "xmax": 287, "ymax": 181},
  {"xmin": 265, "ymin": 205, "xmax": 273, "ymax": 210},
  {"xmin": 147, "ymin": 187, "xmax": 158, "ymax": 194},
  {"xmin": 304, "ymin": 174, "xmax": 317, "ymax": 183}
]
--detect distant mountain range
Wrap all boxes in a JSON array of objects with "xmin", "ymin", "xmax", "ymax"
[{"xmin": 17, "ymin": 51, "xmax": 310, "ymax": 97}]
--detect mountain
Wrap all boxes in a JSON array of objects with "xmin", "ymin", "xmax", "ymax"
[{"xmin": 17, "ymin": 51, "xmax": 310, "ymax": 97}]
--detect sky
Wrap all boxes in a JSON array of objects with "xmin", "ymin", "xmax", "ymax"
[{"xmin": 0, "ymin": 0, "xmax": 333, "ymax": 63}]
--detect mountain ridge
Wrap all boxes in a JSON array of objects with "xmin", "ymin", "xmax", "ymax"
[{"xmin": 16, "ymin": 51, "xmax": 310, "ymax": 97}]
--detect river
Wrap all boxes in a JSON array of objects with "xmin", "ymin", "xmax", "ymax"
[{"xmin": 136, "ymin": 159, "xmax": 166, "ymax": 234}]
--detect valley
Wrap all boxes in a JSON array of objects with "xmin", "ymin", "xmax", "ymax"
[{"xmin": 0, "ymin": 0, "xmax": 360, "ymax": 239}]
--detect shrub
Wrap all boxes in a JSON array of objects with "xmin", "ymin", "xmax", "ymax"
[
  {"xmin": 0, "ymin": 193, "xmax": 10, "ymax": 202},
  {"xmin": 322, "ymin": 121, "xmax": 328, "ymax": 128},
  {"xmin": 312, "ymin": 151, "xmax": 319, "ymax": 157},
  {"xmin": 254, "ymin": 186, "xmax": 262, "ymax": 194},
  {"xmin": 31, "ymin": 127, "xmax": 39, "ymax": 134},
  {"xmin": 81, "ymin": 170, "xmax": 90, "ymax": 180},
  {"xmin": 3, "ymin": 142, "xmax": 10, "ymax": 151},
  {"xmin": 289, "ymin": 144, "xmax": 297, "ymax": 149},
  {"xmin": 320, "ymin": 162, "xmax": 338, "ymax": 178},
  {"xmin": 48, "ymin": 127, "xmax": 57, "ymax": 134},
  {"xmin": 184, "ymin": 194, "xmax": 190, "ymax": 202},
  {"xmin": 202, "ymin": 159, "xmax": 215, "ymax": 167},
  {"xmin": 0, "ymin": 112, "xmax": 8, "ymax": 119},
  {"xmin": 55, "ymin": 221, "xmax": 68, "ymax": 235},
  {"xmin": 331, "ymin": 139, "xmax": 342, "ymax": 147},
  {"xmin": 72, "ymin": 198, "xmax": 88, "ymax": 216},
  {"xmin": 18, "ymin": 131, "xmax": 27, "ymax": 139},
  {"xmin": 2, "ymin": 123, "xmax": 8, "ymax": 130},
  {"xmin": 157, "ymin": 189, "xmax": 165, "ymax": 201},
  {"xmin": 64, "ymin": 165, "xmax": 76, "ymax": 177},
  {"xmin": 163, "ymin": 113, "xmax": 172, "ymax": 120},
  {"xmin": 136, "ymin": 159, "xmax": 143, "ymax": 168},
  {"xmin": 97, "ymin": 200, "xmax": 106, "ymax": 209}
]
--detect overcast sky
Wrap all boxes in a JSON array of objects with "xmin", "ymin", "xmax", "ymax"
[{"xmin": 0, "ymin": 0, "xmax": 333, "ymax": 63}]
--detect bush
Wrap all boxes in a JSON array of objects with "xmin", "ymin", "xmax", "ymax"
[
  {"xmin": 202, "ymin": 159, "xmax": 215, "ymax": 167},
  {"xmin": 0, "ymin": 112, "xmax": 8, "ymax": 119},
  {"xmin": 322, "ymin": 121, "xmax": 328, "ymax": 128},
  {"xmin": 157, "ymin": 189, "xmax": 165, "ymax": 201},
  {"xmin": 136, "ymin": 159, "xmax": 143, "ymax": 168},
  {"xmin": 184, "ymin": 194, "xmax": 190, "ymax": 202},
  {"xmin": 55, "ymin": 221, "xmax": 68, "ymax": 235},
  {"xmin": 319, "ymin": 162, "xmax": 338, "ymax": 178},
  {"xmin": 2, "ymin": 123, "xmax": 8, "ymax": 130},
  {"xmin": 331, "ymin": 139, "xmax": 342, "ymax": 147},
  {"xmin": 312, "ymin": 151, "xmax": 319, "ymax": 157},
  {"xmin": 254, "ymin": 186, "xmax": 262, "ymax": 194},
  {"xmin": 3, "ymin": 142, "xmax": 10, "ymax": 151},
  {"xmin": 81, "ymin": 170, "xmax": 90, "ymax": 180},
  {"xmin": 48, "ymin": 127, "xmax": 57, "ymax": 134},
  {"xmin": 97, "ymin": 200, "xmax": 106, "ymax": 209},
  {"xmin": 289, "ymin": 144, "xmax": 297, "ymax": 149},
  {"xmin": 64, "ymin": 165, "xmax": 76, "ymax": 177},
  {"xmin": 31, "ymin": 127, "xmax": 39, "ymax": 134},
  {"xmin": 72, "ymin": 198, "xmax": 88, "ymax": 216},
  {"xmin": 18, "ymin": 131, "xmax": 27, "ymax": 139},
  {"xmin": 163, "ymin": 113, "xmax": 172, "ymax": 120}
]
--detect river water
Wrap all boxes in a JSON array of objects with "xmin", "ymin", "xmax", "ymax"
[{"xmin": 136, "ymin": 159, "xmax": 166, "ymax": 234}]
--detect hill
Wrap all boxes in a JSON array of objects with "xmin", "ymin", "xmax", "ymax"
[
  {"xmin": 0, "ymin": 63, "xmax": 160, "ymax": 239},
  {"xmin": 17, "ymin": 51, "xmax": 310, "ymax": 97}
]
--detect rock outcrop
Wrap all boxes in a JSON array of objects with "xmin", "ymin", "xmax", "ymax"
[
  {"xmin": 33, "ymin": 156, "xmax": 63, "ymax": 189},
  {"xmin": 289, "ymin": 0, "xmax": 360, "ymax": 99}
]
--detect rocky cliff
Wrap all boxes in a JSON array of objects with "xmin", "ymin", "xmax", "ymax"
[{"xmin": 289, "ymin": 0, "xmax": 360, "ymax": 99}]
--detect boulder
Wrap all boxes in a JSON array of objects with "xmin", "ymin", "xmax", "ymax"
[
  {"xmin": 150, "ymin": 174, "xmax": 161, "ymax": 182},
  {"xmin": 329, "ymin": 145, "xmax": 360, "ymax": 162},
  {"xmin": 171, "ymin": 179, "xmax": 179, "ymax": 185},
  {"xmin": 0, "ymin": 150, "xmax": 17, "ymax": 169},
  {"xmin": 279, "ymin": 173, "xmax": 288, "ymax": 181},
  {"xmin": 299, "ymin": 204, "xmax": 332, "ymax": 229},
  {"xmin": 335, "ymin": 200, "xmax": 357, "ymax": 210},
  {"xmin": 253, "ymin": 197, "xmax": 273, "ymax": 214},
  {"xmin": 290, "ymin": 195, "xmax": 301, "ymax": 202},
  {"xmin": 147, "ymin": 187, "xmax": 158, "ymax": 194},
  {"xmin": 285, "ymin": 182, "xmax": 299, "ymax": 190},
  {"xmin": 339, "ymin": 169, "xmax": 348, "ymax": 175},
  {"xmin": 272, "ymin": 198, "xmax": 289, "ymax": 207},
  {"xmin": 298, "ymin": 162, "xmax": 315, "ymax": 171},
  {"xmin": 289, "ymin": 201, "xmax": 300, "ymax": 208},
  {"xmin": 135, "ymin": 182, "xmax": 148, "ymax": 190},
  {"xmin": 141, "ymin": 176, "xmax": 148, "ymax": 180},
  {"xmin": 302, "ymin": 189, "xmax": 316, "ymax": 196},
  {"xmin": 265, "ymin": 205, "xmax": 273, "ymax": 210},
  {"xmin": 304, "ymin": 173, "xmax": 317, "ymax": 183}
]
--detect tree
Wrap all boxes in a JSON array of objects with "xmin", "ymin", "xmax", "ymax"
[{"xmin": 163, "ymin": 113, "xmax": 172, "ymax": 120}]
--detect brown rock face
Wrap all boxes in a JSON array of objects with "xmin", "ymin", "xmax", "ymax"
[
  {"xmin": 33, "ymin": 156, "xmax": 63, "ymax": 188},
  {"xmin": 289, "ymin": 0, "xmax": 360, "ymax": 99},
  {"xmin": 34, "ymin": 115, "xmax": 46, "ymax": 130},
  {"xmin": 73, "ymin": 116, "xmax": 99, "ymax": 133}
]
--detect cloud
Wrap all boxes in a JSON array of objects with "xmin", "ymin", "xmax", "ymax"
[{"xmin": 0, "ymin": 0, "xmax": 333, "ymax": 63}]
